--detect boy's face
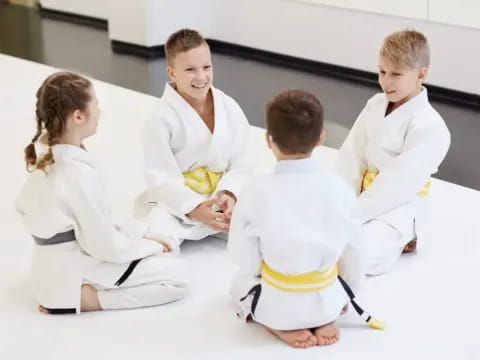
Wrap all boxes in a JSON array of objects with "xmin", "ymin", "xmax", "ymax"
[
  {"xmin": 378, "ymin": 56, "xmax": 427, "ymax": 106},
  {"xmin": 167, "ymin": 43, "xmax": 213, "ymax": 101}
]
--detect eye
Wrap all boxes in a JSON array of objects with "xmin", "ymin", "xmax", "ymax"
[
  {"xmin": 185, "ymin": 68, "xmax": 194, "ymax": 72},
  {"xmin": 379, "ymin": 70, "xmax": 386, "ymax": 75},
  {"xmin": 392, "ymin": 72, "xmax": 402, "ymax": 77},
  {"xmin": 204, "ymin": 65, "xmax": 212, "ymax": 70}
]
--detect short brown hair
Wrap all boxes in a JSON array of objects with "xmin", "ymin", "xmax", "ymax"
[
  {"xmin": 165, "ymin": 28, "xmax": 207, "ymax": 65},
  {"xmin": 24, "ymin": 72, "xmax": 92, "ymax": 171},
  {"xmin": 380, "ymin": 29, "xmax": 430, "ymax": 68},
  {"xmin": 266, "ymin": 90, "xmax": 324, "ymax": 155}
]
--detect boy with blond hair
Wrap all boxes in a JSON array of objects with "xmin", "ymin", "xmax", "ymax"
[
  {"xmin": 336, "ymin": 29, "xmax": 451, "ymax": 275},
  {"xmin": 136, "ymin": 29, "xmax": 252, "ymax": 246}
]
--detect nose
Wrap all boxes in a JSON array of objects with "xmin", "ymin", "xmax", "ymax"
[{"xmin": 196, "ymin": 68, "xmax": 208, "ymax": 80}]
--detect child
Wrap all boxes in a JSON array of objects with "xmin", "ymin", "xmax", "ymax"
[
  {"xmin": 135, "ymin": 29, "xmax": 252, "ymax": 245},
  {"xmin": 16, "ymin": 72, "xmax": 187, "ymax": 314},
  {"xmin": 335, "ymin": 29, "xmax": 451, "ymax": 275},
  {"xmin": 228, "ymin": 90, "xmax": 366, "ymax": 348}
]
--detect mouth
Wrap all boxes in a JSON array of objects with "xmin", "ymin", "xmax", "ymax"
[
  {"xmin": 385, "ymin": 89, "xmax": 396, "ymax": 95},
  {"xmin": 192, "ymin": 82, "xmax": 208, "ymax": 89}
]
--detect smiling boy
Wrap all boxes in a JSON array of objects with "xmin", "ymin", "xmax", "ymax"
[
  {"xmin": 335, "ymin": 29, "xmax": 451, "ymax": 275},
  {"xmin": 136, "ymin": 29, "xmax": 252, "ymax": 247}
]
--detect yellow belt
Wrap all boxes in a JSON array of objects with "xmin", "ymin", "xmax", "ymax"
[
  {"xmin": 261, "ymin": 261, "xmax": 385, "ymax": 330},
  {"xmin": 261, "ymin": 262, "xmax": 338, "ymax": 293},
  {"xmin": 183, "ymin": 167, "xmax": 223, "ymax": 195},
  {"xmin": 362, "ymin": 169, "xmax": 431, "ymax": 196}
]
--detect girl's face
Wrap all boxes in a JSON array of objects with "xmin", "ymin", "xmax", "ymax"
[{"xmin": 80, "ymin": 86, "xmax": 100, "ymax": 139}]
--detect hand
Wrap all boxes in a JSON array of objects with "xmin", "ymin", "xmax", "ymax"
[
  {"xmin": 159, "ymin": 240, "xmax": 173, "ymax": 253},
  {"xmin": 143, "ymin": 235, "xmax": 176, "ymax": 253},
  {"xmin": 215, "ymin": 191, "xmax": 236, "ymax": 216},
  {"xmin": 187, "ymin": 198, "xmax": 230, "ymax": 232}
]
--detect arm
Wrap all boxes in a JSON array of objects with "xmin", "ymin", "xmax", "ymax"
[
  {"xmin": 335, "ymin": 104, "xmax": 369, "ymax": 195},
  {"xmin": 337, "ymin": 224, "xmax": 365, "ymax": 293},
  {"xmin": 359, "ymin": 119, "xmax": 451, "ymax": 222},
  {"xmin": 214, "ymin": 99, "xmax": 253, "ymax": 199},
  {"xmin": 337, "ymin": 190, "xmax": 365, "ymax": 292},
  {"xmin": 68, "ymin": 168, "xmax": 166, "ymax": 263},
  {"xmin": 142, "ymin": 114, "xmax": 205, "ymax": 221},
  {"xmin": 227, "ymin": 192, "xmax": 262, "ymax": 278}
]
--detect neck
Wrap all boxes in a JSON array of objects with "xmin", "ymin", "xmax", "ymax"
[
  {"xmin": 58, "ymin": 132, "xmax": 83, "ymax": 147},
  {"xmin": 276, "ymin": 153, "xmax": 311, "ymax": 161},
  {"xmin": 390, "ymin": 86, "xmax": 422, "ymax": 112},
  {"xmin": 177, "ymin": 88, "xmax": 211, "ymax": 113}
]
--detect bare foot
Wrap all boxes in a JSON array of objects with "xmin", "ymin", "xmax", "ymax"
[
  {"xmin": 266, "ymin": 327, "xmax": 317, "ymax": 348},
  {"xmin": 403, "ymin": 239, "xmax": 417, "ymax": 254},
  {"xmin": 341, "ymin": 303, "xmax": 349, "ymax": 315},
  {"xmin": 37, "ymin": 285, "xmax": 100, "ymax": 314},
  {"xmin": 80, "ymin": 284, "xmax": 102, "ymax": 312},
  {"xmin": 313, "ymin": 322, "xmax": 340, "ymax": 346}
]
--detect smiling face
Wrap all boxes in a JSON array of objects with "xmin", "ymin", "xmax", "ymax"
[
  {"xmin": 378, "ymin": 56, "xmax": 427, "ymax": 108},
  {"xmin": 167, "ymin": 43, "xmax": 213, "ymax": 102}
]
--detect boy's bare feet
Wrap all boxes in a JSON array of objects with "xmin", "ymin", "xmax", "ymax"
[
  {"xmin": 313, "ymin": 322, "xmax": 340, "ymax": 346},
  {"xmin": 38, "ymin": 305, "xmax": 49, "ymax": 314},
  {"xmin": 341, "ymin": 303, "xmax": 349, "ymax": 315},
  {"xmin": 266, "ymin": 327, "xmax": 317, "ymax": 348},
  {"xmin": 80, "ymin": 284, "xmax": 102, "ymax": 312},
  {"xmin": 403, "ymin": 239, "xmax": 417, "ymax": 254}
]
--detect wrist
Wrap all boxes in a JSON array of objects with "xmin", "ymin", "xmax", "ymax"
[{"xmin": 219, "ymin": 190, "xmax": 236, "ymax": 202}]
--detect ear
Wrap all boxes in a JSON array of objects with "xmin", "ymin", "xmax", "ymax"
[
  {"xmin": 265, "ymin": 131, "xmax": 273, "ymax": 149},
  {"xmin": 418, "ymin": 66, "xmax": 428, "ymax": 82},
  {"xmin": 317, "ymin": 130, "xmax": 326, "ymax": 146},
  {"xmin": 71, "ymin": 109, "xmax": 85, "ymax": 125},
  {"xmin": 167, "ymin": 65, "xmax": 175, "ymax": 82}
]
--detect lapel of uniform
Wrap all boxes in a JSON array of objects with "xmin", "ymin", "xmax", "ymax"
[
  {"xmin": 163, "ymin": 82, "xmax": 214, "ymax": 139},
  {"xmin": 207, "ymin": 86, "xmax": 226, "ymax": 160}
]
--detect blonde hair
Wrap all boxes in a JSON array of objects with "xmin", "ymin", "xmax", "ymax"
[
  {"xmin": 165, "ymin": 28, "xmax": 207, "ymax": 65},
  {"xmin": 380, "ymin": 29, "xmax": 430, "ymax": 68},
  {"xmin": 24, "ymin": 72, "xmax": 92, "ymax": 171}
]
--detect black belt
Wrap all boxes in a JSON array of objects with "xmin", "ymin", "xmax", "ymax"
[{"xmin": 32, "ymin": 230, "xmax": 76, "ymax": 245}]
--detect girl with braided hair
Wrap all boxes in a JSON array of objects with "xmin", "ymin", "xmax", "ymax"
[{"xmin": 16, "ymin": 72, "xmax": 188, "ymax": 314}]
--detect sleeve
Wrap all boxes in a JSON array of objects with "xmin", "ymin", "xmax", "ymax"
[
  {"xmin": 227, "ymin": 189, "xmax": 262, "ymax": 277},
  {"xmin": 337, "ymin": 191, "xmax": 366, "ymax": 292},
  {"xmin": 67, "ymin": 168, "xmax": 166, "ymax": 264},
  {"xmin": 334, "ymin": 103, "xmax": 369, "ymax": 195},
  {"xmin": 359, "ymin": 118, "xmax": 451, "ymax": 222},
  {"xmin": 142, "ymin": 112, "xmax": 205, "ymax": 220},
  {"xmin": 214, "ymin": 98, "xmax": 254, "ymax": 199}
]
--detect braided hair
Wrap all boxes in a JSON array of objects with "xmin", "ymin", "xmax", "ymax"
[{"xmin": 24, "ymin": 72, "xmax": 92, "ymax": 171}]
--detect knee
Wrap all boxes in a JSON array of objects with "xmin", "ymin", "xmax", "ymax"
[
  {"xmin": 365, "ymin": 260, "xmax": 390, "ymax": 276},
  {"xmin": 364, "ymin": 250, "xmax": 400, "ymax": 276}
]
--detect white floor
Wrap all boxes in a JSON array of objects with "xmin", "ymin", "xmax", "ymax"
[{"xmin": 0, "ymin": 53, "xmax": 479, "ymax": 360}]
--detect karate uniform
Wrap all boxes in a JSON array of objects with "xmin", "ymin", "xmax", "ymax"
[
  {"xmin": 15, "ymin": 145, "xmax": 187, "ymax": 313},
  {"xmin": 335, "ymin": 88, "xmax": 451, "ymax": 275},
  {"xmin": 136, "ymin": 83, "xmax": 252, "ymax": 242},
  {"xmin": 228, "ymin": 157, "xmax": 364, "ymax": 330}
]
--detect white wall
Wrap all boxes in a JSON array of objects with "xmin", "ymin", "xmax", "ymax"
[
  {"xmin": 429, "ymin": 0, "xmax": 480, "ymax": 29},
  {"xmin": 108, "ymin": 0, "xmax": 149, "ymax": 46},
  {"xmin": 39, "ymin": 0, "xmax": 109, "ymax": 20},
  {"xmin": 108, "ymin": 0, "xmax": 211, "ymax": 47},
  {"xmin": 207, "ymin": 0, "xmax": 480, "ymax": 94},
  {"xmin": 291, "ymin": 0, "xmax": 428, "ymax": 20},
  {"xmin": 40, "ymin": 0, "xmax": 480, "ymax": 94}
]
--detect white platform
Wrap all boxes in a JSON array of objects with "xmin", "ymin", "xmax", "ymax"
[{"xmin": 0, "ymin": 54, "xmax": 479, "ymax": 360}]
